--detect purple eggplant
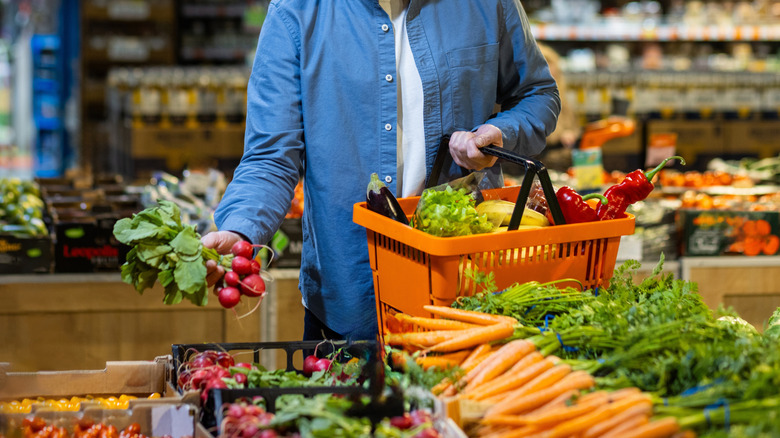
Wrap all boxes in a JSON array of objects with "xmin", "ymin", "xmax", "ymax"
[{"xmin": 366, "ymin": 173, "xmax": 409, "ymax": 225}]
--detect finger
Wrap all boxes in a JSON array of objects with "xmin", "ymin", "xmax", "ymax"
[
  {"xmin": 206, "ymin": 265, "xmax": 225, "ymax": 287},
  {"xmin": 475, "ymin": 134, "xmax": 491, "ymax": 148},
  {"xmin": 201, "ymin": 232, "xmax": 220, "ymax": 249}
]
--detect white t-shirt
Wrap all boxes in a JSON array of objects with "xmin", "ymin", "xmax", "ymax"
[{"xmin": 380, "ymin": 0, "xmax": 426, "ymax": 197}]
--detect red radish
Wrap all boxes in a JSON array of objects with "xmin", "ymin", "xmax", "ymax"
[
  {"xmin": 190, "ymin": 354, "xmax": 215, "ymax": 369},
  {"xmin": 231, "ymin": 240, "xmax": 254, "ymax": 259},
  {"xmin": 202, "ymin": 377, "xmax": 228, "ymax": 402},
  {"xmin": 302, "ymin": 355, "xmax": 319, "ymax": 376},
  {"xmin": 224, "ymin": 271, "xmax": 240, "ymax": 287},
  {"xmin": 234, "ymin": 362, "xmax": 253, "ymax": 369},
  {"xmin": 250, "ymin": 259, "xmax": 262, "ymax": 275},
  {"xmin": 390, "ymin": 414, "xmax": 413, "ymax": 430},
  {"xmin": 231, "ymin": 256, "xmax": 253, "ymax": 275},
  {"xmin": 188, "ymin": 369, "xmax": 212, "ymax": 390},
  {"xmin": 234, "ymin": 373, "xmax": 247, "ymax": 385},
  {"xmin": 226, "ymin": 403, "xmax": 244, "ymax": 420},
  {"xmin": 214, "ymin": 367, "xmax": 232, "ymax": 379},
  {"xmin": 245, "ymin": 404, "xmax": 263, "ymax": 417},
  {"xmin": 240, "ymin": 274, "xmax": 266, "ymax": 297},
  {"xmin": 216, "ymin": 351, "xmax": 235, "ymax": 368},
  {"xmin": 258, "ymin": 430, "xmax": 277, "ymax": 438},
  {"xmin": 213, "ymin": 285, "xmax": 223, "ymax": 296},
  {"xmin": 218, "ymin": 287, "xmax": 241, "ymax": 308},
  {"xmin": 240, "ymin": 423, "xmax": 259, "ymax": 438},
  {"xmin": 313, "ymin": 358, "xmax": 331, "ymax": 372}
]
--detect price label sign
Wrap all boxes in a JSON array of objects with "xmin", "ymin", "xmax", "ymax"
[
  {"xmin": 571, "ymin": 148, "xmax": 604, "ymax": 192},
  {"xmin": 646, "ymin": 133, "xmax": 677, "ymax": 168}
]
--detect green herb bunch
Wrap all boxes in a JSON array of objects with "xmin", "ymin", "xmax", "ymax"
[
  {"xmin": 113, "ymin": 200, "xmax": 231, "ymax": 306},
  {"xmin": 411, "ymin": 185, "xmax": 494, "ymax": 237}
]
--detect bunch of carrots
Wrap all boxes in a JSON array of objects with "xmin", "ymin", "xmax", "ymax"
[{"xmin": 385, "ymin": 306, "xmax": 691, "ymax": 438}]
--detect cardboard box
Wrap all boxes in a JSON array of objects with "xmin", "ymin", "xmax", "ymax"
[
  {"xmin": 678, "ymin": 209, "xmax": 780, "ymax": 257},
  {"xmin": 53, "ymin": 214, "xmax": 130, "ymax": 273},
  {"xmin": 0, "ymin": 403, "xmax": 196, "ymax": 438},
  {"xmin": 0, "ymin": 234, "xmax": 54, "ymax": 274},
  {"xmin": 0, "ymin": 356, "xmax": 169, "ymax": 400}
]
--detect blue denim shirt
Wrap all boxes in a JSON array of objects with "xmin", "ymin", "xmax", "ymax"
[{"xmin": 215, "ymin": 0, "xmax": 560, "ymax": 339}]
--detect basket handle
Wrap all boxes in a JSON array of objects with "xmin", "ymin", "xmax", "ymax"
[
  {"xmin": 480, "ymin": 145, "xmax": 566, "ymax": 228},
  {"xmin": 426, "ymin": 134, "xmax": 470, "ymax": 189},
  {"xmin": 427, "ymin": 135, "xmax": 565, "ymax": 229}
]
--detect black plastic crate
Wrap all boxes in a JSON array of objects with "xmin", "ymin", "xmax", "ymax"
[
  {"xmin": 170, "ymin": 341, "xmax": 379, "ymax": 393},
  {"xmin": 170, "ymin": 341, "xmax": 385, "ymax": 431}
]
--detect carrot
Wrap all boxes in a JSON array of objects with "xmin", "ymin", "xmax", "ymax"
[
  {"xmin": 525, "ymin": 391, "xmax": 610, "ymax": 428},
  {"xmin": 436, "ymin": 344, "xmax": 499, "ymax": 395},
  {"xmin": 383, "ymin": 329, "xmax": 464, "ymax": 348},
  {"xmin": 415, "ymin": 356, "xmax": 461, "ymax": 370},
  {"xmin": 423, "ymin": 305, "xmax": 518, "ymax": 325},
  {"xmin": 481, "ymin": 425, "xmax": 545, "ymax": 438},
  {"xmin": 462, "ymin": 339, "xmax": 536, "ymax": 393},
  {"xmin": 599, "ymin": 415, "xmax": 649, "ymax": 438},
  {"xmin": 467, "ymin": 353, "xmax": 556, "ymax": 401},
  {"xmin": 604, "ymin": 386, "xmax": 643, "ymax": 401},
  {"xmin": 395, "ymin": 313, "xmax": 481, "ymax": 331},
  {"xmin": 524, "ymin": 389, "xmax": 580, "ymax": 416},
  {"xmin": 513, "ymin": 363, "xmax": 573, "ymax": 397},
  {"xmin": 480, "ymin": 415, "xmax": 527, "ymax": 427},
  {"xmin": 460, "ymin": 343, "xmax": 495, "ymax": 369},
  {"xmin": 484, "ymin": 370, "xmax": 594, "ymax": 418},
  {"xmin": 550, "ymin": 393, "xmax": 652, "ymax": 438},
  {"xmin": 610, "ymin": 417, "xmax": 679, "ymax": 438},
  {"xmin": 428, "ymin": 322, "xmax": 515, "ymax": 353},
  {"xmin": 581, "ymin": 401, "xmax": 653, "ymax": 438}
]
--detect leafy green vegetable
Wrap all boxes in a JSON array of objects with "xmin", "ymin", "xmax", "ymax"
[
  {"xmin": 452, "ymin": 256, "xmax": 780, "ymax": 437},
  {"xmin": 765, "ymin": 307, "xmax": 780, "ymax": 340},
  {"xmin": 113, "ymin": 200, "xmax": 230, "ymax": 306},
  {"xmin": 411, "ymin": 185, "xmax": 493, "ymax": 237}
]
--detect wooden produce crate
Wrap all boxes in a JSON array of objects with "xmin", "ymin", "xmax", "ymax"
[{"xmin": 0, "ymin": 356, "xmax": 168, "ymax": 400}]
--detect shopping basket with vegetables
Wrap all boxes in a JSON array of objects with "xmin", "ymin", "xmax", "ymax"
[{"xmin": 353, "ymin": 139, "xmax": 636, "ymax": 341}]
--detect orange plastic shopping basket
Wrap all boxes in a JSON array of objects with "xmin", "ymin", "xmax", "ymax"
[{"xmin": 353, "ymin": 141, "xmax": 636, "ymax": 339}]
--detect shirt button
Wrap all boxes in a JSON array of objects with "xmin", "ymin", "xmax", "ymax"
[
  {"xmin": 385, "ymin": 175, "xmax": 393, "ymax": 183},
  {"xmin": 385, "ymin": 74, "xmax": 393, "ymax": 82},
  {"xmin": 381, "ymin": 24, "xmax": 390, "ymax": 32},
  {"xmin": 385, "ymin": 123, "xmax": 392, "ymax": 131}
]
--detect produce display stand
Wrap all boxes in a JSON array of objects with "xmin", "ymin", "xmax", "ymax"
[
  {"xmin": 354, "ymin": 147, "xmax": 636, "ymax": 341},
  {"xmin": 170, "ymin": 341, "xmax": 381, "ymax": 428}
]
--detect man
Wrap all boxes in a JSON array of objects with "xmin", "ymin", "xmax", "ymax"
[{"xmin": 203, "ymin": 0, "xmax": 560, "ymax": 341}]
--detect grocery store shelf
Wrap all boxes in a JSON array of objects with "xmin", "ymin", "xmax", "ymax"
[
  {"xmin": 180, "ymin": 47, "xmax": 249, "ymax": 62},
  {"xmin": 181, "ymin": 4, "xmax": 245, "ymax": 18},
  {"xmin": 531, "ymin": 23, "xmax": 780, "ymax": 42}
]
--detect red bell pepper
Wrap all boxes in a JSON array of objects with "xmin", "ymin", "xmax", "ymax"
[
  {"xmin": 596, "ymin": 156, "xmax": 685, "ymax": 220},
  {"xmin": 555, "ymin": 186, "xmax": 608, "ymax": 224}
]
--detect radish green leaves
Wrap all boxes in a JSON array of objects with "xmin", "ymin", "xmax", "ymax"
[{"xmin": 114, "ymin": 200, "xmax": 219, "ymax": 306}]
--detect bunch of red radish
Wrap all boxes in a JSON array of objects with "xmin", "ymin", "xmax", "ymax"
[
  {"xmin": 177, "ymin": 350, "xmax": 256, "ymax": 403},
  {"xmin": 221, "ymin": 399, "xmax": 278, "ymax": 438},
  {"xmin": 215, "ymin": 240, "xmax": 267, "ymax": 309}
]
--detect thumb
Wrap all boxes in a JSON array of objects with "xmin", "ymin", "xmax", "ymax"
[
  {"xmin": 475, "ymin": 135, "xmax": 491, "ymax": 148},
  {"xmin": 202, "ymin": 231, "xmax": 233, "ymax": 254}
]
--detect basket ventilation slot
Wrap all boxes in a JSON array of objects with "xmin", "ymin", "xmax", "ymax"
[{"xmin": 377, "ymin": 234, "xmax": 426, "ymax": 264}]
